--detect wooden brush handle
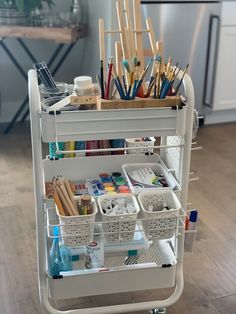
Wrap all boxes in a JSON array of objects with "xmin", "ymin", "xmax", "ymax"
[
  {"xmin": 58, "ymin": 181, "xmax": 78, "ymax": 216},
  {"xmin": 53, "ymin": 186, "xmax": 66, "ymax": 216},
  {"xmin": 64, "ymin": 179, "xmax": 79, "ymax": 215},
  {"xmin": 55, "ymin": 185, "xmax": 73, "ymax": 216}
]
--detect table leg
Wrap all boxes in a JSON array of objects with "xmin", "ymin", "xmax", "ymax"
[
  {"xmin": 0, "ymin": 40, "xmax": 28, "ymax": 80},
  {"xmin": 1, "ymin": 39, "xmax": 75, "ymax": 133}
]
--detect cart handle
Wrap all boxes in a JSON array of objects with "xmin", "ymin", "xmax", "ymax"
[{"xmin": 40, "ymin": 262, "xmax": 183, "ymax": 314}]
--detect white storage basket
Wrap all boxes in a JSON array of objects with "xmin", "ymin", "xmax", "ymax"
[
  {"xmin": 98, "ymin": 193, "xmax": 140, "ymax": 243},
  {"xmin": 125, "ymin": 137, "xmax": 155, "ymax": 154},
  {"xmin": 56, "ymin": 196, "xmax": 97, "ymax": 247},
  {"xmin": 122, "ymin": 163, "xmax": 177, "ymax": 194},
  {"xmin": 138, "ymin": 190, "xmax": 181, "ymax": 240}
]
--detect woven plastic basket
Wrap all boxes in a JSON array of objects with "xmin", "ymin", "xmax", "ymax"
[
  {"xmin": 125, "ymin": 138, "xmax": 155, "ymax": 154},
  {"xmin": 98, "ymin": 193, "xmax": 140, "ymax": 243},
  {"xmin": 138, "ymin": 190, "xmax": 180, "ymax": 240},
  {"xmin": 56, "ymin": 196, "xmax": 97, "ymax": 247},
  {"xmin": 122, "ymin": 162, "xmax": 177, "ymax": 194}
]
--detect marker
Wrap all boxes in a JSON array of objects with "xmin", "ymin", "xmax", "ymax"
[{"xmin": 188, "ymin": 210, "xmax": 198, "ymax": 230}]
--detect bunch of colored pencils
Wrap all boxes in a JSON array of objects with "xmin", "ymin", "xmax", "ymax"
[{"xmin": 98, "ymin": 55, "xmax": 189, "ymax": 101}]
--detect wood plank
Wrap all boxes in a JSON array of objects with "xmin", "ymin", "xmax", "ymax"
[
  {"xmin": 0, "ymin": 206, "xmax": 42, "ymax": 314},
  {"xmin": 0, "ymin": 26, "xmax": 84, "ymax": 43},
  {"xmin": 212, "ymin": 294, "xmax": 236, "ymax": 314},
  {"xmin": 174, "ymin": 276, "xmax": 220, "ymax": 314},
  {"xmin": 0, "ymin": 265, "xmax": 19, "ymax": 314},
  {"xmin": 97, "ymin": 96, "xmax": 181, "ymax": 109}
]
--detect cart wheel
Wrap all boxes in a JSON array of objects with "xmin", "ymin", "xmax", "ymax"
[{"xmin": 149, "ymin": 308, "xmax": 166, "ymax": 314}]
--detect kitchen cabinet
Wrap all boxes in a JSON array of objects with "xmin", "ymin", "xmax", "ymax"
[
  {"xmin": 213, "ymin": 3, "xmax": 236, "ymax": 111},
  {"xmin": 213, "ymin": 26, "xmax": 236, "ymax": 110}
]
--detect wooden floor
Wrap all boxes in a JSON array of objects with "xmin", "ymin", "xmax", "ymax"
[{"xmin": 0, "ymin": 122, "xmax": 236, "ymax": 314}]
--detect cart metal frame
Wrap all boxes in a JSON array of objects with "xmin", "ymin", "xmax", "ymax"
[{"xmin": 28, "ymin": 68, "xmax": 194, "ymax": 313}]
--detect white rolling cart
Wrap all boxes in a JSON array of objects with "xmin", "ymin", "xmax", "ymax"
[{"xmin": 28, "ymin": 67, "xmax": 194, "ymax": 314}]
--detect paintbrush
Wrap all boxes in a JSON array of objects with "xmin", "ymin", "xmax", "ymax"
[
  {"xmin": 105, "ymin": 57, "xmax": 114, "ymax": 99},
  {"xmin": 133, "ymin": 59, "xmax": 153, "ymax": 97},
  {"xmin": 112, "ymin": 65, "xmax": 126, "ymax": 100},
  {"xmin": 174, "ymin": 64, "xmax": 189, "ymax": 95},
  {"xmin": 100, "ymin": 60, "xmax": 105, "ymax": 99}
]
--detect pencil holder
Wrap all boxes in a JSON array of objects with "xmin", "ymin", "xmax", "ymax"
[
  {"xmin": 125, "ymin": 137, "xmax": 155, "ymax": 154},
  {"xmin": 138, "ymin": 190, "xmax": 180, "ymax": 240},
  {"xmin": 98, "ymin": 193, "xmax": 140, "ymax": 243},
  {"xmin": 56, "ymin": 196, "xmax": 97, "ymax": 248},
  {"xmin": 96, "ymin": 96, "xmax": 181, "ymax": 110},
  {"xmin": 184, "ymin": 229, "xmax": 197, "ymax": 253}
]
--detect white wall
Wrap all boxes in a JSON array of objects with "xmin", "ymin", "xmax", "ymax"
[{"xmin": 0, "ymin": 0, "xmax": 115, "ymax": 123}]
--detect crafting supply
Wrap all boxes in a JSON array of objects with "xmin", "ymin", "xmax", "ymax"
[
  {"xmin": 53, "ymin": 186, "xmax": 66, "ymax": 216},
  {"xmin": 75, "ymin": 141, "xmax": 86, "ymax": 157},
  {"xmin": 110, "ymin": 139, "xmax": 125, "ymax": 155},
  {"xmin": 98, "ymin": 140, "xmax": 111, "ymax": 156},
  {"xmin": 133, "ymin": 58, "xmax": 153, "ymax": 97},
  {"xmin": 60, "ymin": 244, "xmax": 73, "ymax": 272},
  {"xmin": 49, "ymin": 226, "xmax": 63, "ymax": 277},
  {"xmin": 86, "ymin": 140, "xmax": 99, "ymax": 156},
  {"xmin": 64, "ymin": 141, "xmax": 75, "ymax": 158},
  {"xmin": 188, "ymin": 210, "xmax": 198, "ymax": 230},
  {"xmin": 55, "ymin": 184, "xmax": 71, "ymax": 216},
  {"xmin": 74, "ymin": 76, "xmax": 94, "ymax": 96},
  {"xmin": 174, "ymin": 64, "xmax": 189, "ymax": 95},
  {"xmin": 85, "ymin": 237, "xmax": 104, "ymax": 269},
  {"xmin": 100, "ymin": 60, "xmax": 105, "ymax": 99},
  {"xmin": 99, "ymin": 19, "xmax": 106, "ymax": 78},
  {"xmin": 80, "ymin": 194, "xmax": 93, "ymax": 215},
  {"xmin": 146, "ymin": 17, "xmax": 158, "ymax": 56},
  {"xmin": 105, "ymin": 57, "xmax": 114, "ymax": 99},
  {"xmin": 156, "ymin": 54, "xmax": 162, "ymax": 98},
  {"xmin": 34, "ymin": 61, "xmax": 57, "ymax": 88},
  {"xmin": 57, "ymin": 179, "xmax": 78, "ymax": 216},
  {"xmin": 64, "ymin": 179, "xmax": 78, "ymax": 214},
  {"xmin": 133, "ymin": 0, "xmax": 144, "ymax": 71},
  {"xmin": 49, "ymin": 142, "xmax": 64, "ymax": 159}
]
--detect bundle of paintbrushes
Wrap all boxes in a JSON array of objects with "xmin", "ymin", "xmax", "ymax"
[
  {"xmin": 52, "ymin": 177, "xmax": 93, "ymax": 216},
  {"xmin": 98, "ymin": 54, "xmax": 189, "ymax": 101}
]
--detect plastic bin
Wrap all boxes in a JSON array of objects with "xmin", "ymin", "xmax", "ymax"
[
  {"xmin": 125, "ymin": 137, "xmax": 155, "ymax": 154},
  {"xmin": 138, "ymin": 190, "xmax": 180, "ymax": 240},
  {"xmin": 122, "ymin": 162, "xmax": 178, "ymax": 194},
  {"xmin": 55, "ymin": 196, "xmax": 97, "ymax": 247},
  {"xmin": 98, "ymin": 193, "xmax": 140, "ymax": 243}
]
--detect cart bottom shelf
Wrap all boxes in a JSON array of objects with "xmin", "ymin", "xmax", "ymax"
[{"xmin": 48, "ymin": 240, "xmax": 177, "ymax": 300}]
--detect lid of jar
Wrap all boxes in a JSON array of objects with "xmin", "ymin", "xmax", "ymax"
[{"xmin": 74, "ymin": 76, "xmax": 92, "ymax": 88}]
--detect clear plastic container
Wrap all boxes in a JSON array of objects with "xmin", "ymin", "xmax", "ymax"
[{"xmin": 39, "ymin": 82, "xmax": 68, "ymax": 99}]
